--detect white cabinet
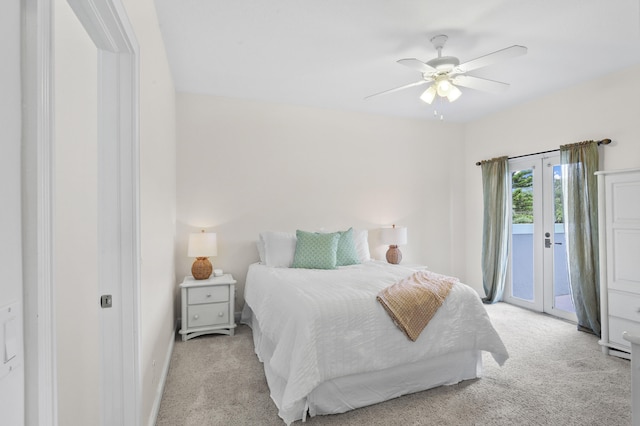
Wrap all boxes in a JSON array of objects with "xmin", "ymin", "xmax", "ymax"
[
  {"xmin": 179, "ymin": 274, "xmax": 236, "ymax": 341},
  {"xmin": 597, "ymin": 168, "xmax": 640, "ymax": 359}
]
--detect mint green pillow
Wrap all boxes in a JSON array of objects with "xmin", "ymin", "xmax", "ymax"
[
  {"xmin": 336, "ymin": 228, "xmax": 360, "ymax": 266},
  {"xmin": 292, "ymin": 230, "xmax": 340, "ymax": 270}
]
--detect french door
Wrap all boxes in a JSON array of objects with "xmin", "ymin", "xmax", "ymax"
[{"xmin": 505, "ymin": 154, "xmax": 577, "ymax": 322}]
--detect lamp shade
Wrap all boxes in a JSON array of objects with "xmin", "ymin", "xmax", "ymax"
[
  {"xmin": 436, "ymin": 79, "xmax": 452, "ymax": 97},
  {"xmin": 447, "ymin": 84, "xmax": 462, "ymax": 102},
  {"xmin": 420, "ymin": 85, "xmax": 437, "ymax": 104},
  {"xmin": 187, "ymin": 231, "xmax": 217, "ymax": 257},
  {"xmin": 380, "ymin": 225, "xmax": 407, "ymax": 246}
]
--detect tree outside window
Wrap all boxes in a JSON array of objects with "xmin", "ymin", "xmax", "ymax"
[
  {"xmin": 512, "ymin": 170, "xmax": 533, "ymax": 224},
  {"xmin": 512, "ymin": 167, "xmax": 565, "ymax": 224}
]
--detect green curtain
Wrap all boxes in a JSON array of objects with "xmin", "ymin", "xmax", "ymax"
[
  {"xmin": 481, "ymin": 156, "xmax": 510, "ymax": 304},
  {"xmin": 560, "ymin": 141, "xmax": 600, "ymax": 336}
]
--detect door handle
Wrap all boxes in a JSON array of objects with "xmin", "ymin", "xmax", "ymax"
[{"xmin": 545, "ymin": 238, "xmax": 551, "ymax": 248}]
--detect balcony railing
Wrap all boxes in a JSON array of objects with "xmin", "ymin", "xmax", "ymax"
[{"xmin": 511, "ymin": 224, "xmax": 573, "ymax": 311}]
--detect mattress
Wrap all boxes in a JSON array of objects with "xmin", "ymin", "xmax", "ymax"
[{"xmin": 241, "ymin": 261, "xmax": 508, "ymax": 424}]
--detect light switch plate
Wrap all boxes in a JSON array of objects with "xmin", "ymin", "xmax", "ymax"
[
  {"xmin": 4, "ymin": 318, "xmax": 17, "ymax": 362},
  {"xmin": 0, "ymin": 301, "xmax": 21, "ymax": 380}
]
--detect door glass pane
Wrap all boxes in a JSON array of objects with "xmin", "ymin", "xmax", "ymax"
[
  {"xmin": 552, "ymin": 165, "xmax": 575, "ymax": 313},
  {"xmin": 511, "ymin": 168, "xmax": 534, "ymax": 301}
]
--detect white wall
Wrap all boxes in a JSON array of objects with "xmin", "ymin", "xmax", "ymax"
[
  {"xmin": 121, "ymin": 0, "xmax": 177, "ymax": 423},
  {"xmin": 0, "ymin": 1, "xmax": 24, "ymax": 424},
  {"xmin": 463, "ymin": 64, "xmax": 640, "ymax": 295},
  {"xmin": 176, "ymin": 93, "xmax": 465, "ymax": 311},
  {"xmin": 176, "ymin": 64, "xmax": 640, "ymax": 306},
  {"xmin": 54, "ymin": 1, "xmax": 100, "ymax": 422}
]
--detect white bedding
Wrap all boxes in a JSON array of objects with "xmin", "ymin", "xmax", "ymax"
[{"xmin": 242, "ymin": 261, "xmax": 509, "ymax": 424}]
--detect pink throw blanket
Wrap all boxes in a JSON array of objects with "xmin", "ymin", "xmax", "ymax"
[{"xmin": 377, "ymin": 270, "xmax": 458, "ymax": 341}]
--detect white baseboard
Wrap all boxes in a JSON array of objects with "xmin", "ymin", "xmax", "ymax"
[{"xmin": 147, "ymin": 320, "xmax": 177, "ymax": 426}]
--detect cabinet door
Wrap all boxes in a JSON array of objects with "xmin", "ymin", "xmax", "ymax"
[{"xmin": 605, "ymin": 172, "xmax": 640, "ymax": 293}]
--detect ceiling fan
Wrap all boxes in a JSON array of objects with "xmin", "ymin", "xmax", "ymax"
[{"xmin": 366, "ymin": 35, "xmax": 527, "ymax": 104}]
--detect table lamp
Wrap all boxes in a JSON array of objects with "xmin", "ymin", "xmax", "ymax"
[
  {"xmin": 380, "ymin": 224, "xmax": 407, "ymax": 264},
  {"xmin": 188, "ymin": 230, "xmax": 217, "ymax": 280}
]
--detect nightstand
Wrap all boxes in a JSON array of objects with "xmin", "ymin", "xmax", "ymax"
[{"xmin": 179, "ymin": 274, "xmax": 236, "ymax": 341}]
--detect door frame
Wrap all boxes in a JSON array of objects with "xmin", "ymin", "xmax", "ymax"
[{"xmin": 22, "ymin": 0, "xmax": 140, "ymax": 424}]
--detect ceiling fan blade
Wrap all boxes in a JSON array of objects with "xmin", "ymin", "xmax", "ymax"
[
  {"xmin": 454, "ymin": 45, "xmax": 527, "ymax": 74},
  {"xmin": 397, "ymin": 58, "xmax": 437, "ymax": 74},
  {"xmin": 364, "ymin": 80, "xmax": 429, "ymax": 99},
  {"xmin": 452, "ymin": 75, "xmax": 510, "ymax": 92}
]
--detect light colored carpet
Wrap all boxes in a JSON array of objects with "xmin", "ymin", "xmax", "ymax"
[{"xmin": 156, "ymin": 303, "xmax": 631, "ymax": 425}]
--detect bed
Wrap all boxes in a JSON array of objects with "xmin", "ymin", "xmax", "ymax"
[{"xmin": 240, "ymin": 230, "xmax": 509, "ymax": 425}]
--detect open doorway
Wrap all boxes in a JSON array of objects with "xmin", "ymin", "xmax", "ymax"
[{"xmin": 22, "ymin": 0, "xmax": 140, "ymax": 423}]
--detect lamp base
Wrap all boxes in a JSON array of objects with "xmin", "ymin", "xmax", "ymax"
[
  {"xmin": 386, "ymin": 245, "xmax": 402, "ymax": 264},
  {"xmin": 192, "ymin": 257, "xmax": 213, "ymax": 280}
]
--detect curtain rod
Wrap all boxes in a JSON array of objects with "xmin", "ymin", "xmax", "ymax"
[{"xmin": 475, "ymin": 138, "xmax": 611, "ymax": 166}]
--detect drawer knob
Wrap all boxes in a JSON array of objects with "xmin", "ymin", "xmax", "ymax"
[
  {"xmin": 206, "ymin": 294, "xmax": 212, "ymax": 298},
  {"xmin": 218, "ymin": 312, "xmax": 224, "ymax": 317},
  {"xmin": 193, "ymin": 314, "xmax": 199, "ymax": 320}
]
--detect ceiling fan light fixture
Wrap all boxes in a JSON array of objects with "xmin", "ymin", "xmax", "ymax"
[
  {"xmin": 420, "ymin": 85, "xmax": 437, "ymax": 104},
  {"xmin": 436, "ymin": 78, "xmax": 452, "ymax": 96},
  {"xmin": 446, "ymin": 84, "xmax": 462, "ymax": 102}
]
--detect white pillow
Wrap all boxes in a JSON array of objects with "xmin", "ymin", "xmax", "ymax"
[
  {"xmin": 256, "ymin": 238, "xmax": 266, "ymax": 263},
  {"xmin": 259, "ymin": 231, "xmax": 297, "ymax": 267},
  {"xmin": 353, "ymin": 229, "xmax": 371, "ymax": 263}
]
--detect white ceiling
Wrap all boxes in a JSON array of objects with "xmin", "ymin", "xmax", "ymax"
[{"xmin": 154, "ymin": 0, "xmax": 640, "ymax": 122}]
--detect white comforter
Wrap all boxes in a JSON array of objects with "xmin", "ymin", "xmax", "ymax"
[{"xmin": 243, "ymin": 261, "xmax": 508, "ymax": 421}]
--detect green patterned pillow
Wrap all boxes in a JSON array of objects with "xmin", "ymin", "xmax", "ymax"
[
  {"xmin": 292, "ymin": 230, "xmax": 340, "ymax": 270},
  {"xmin": 336, "ymin": 228, "xmax": 360, "ymax": 266}
]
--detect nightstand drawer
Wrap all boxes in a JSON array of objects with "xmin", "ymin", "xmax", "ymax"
[
  {"xmin": 187, "ymin": 302, "xmax": 230, "ymax": 328},
  {"xmin": 188, "ymin": 286, "xmax": 228, "ymax": 305}
]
